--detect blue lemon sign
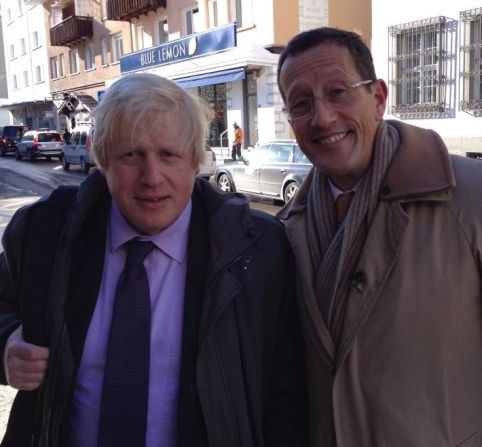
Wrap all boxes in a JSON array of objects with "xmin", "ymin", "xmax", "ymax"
[{"xmin": 120, "ymin": 23, "xmax": 236, "ymax": 74}]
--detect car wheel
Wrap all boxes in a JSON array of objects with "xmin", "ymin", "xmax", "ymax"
[
  {"xmin": 27, "ymin": 148, "xmax": 34, "ymax": 162},
  {"xmin": 80, "ymin": 157, "xmax": 89, "ymax": 174},
  {"xmin": 217, "ymin": 173, "xmax": 233, "ymax": 192},
  {"xmin": 15, "ymin": 149, "xmax": 21, "ymax": 160},
  {"xmin": 283, "ymin": 181, "xmax": 300, "ymax": 203},
  {"xmin": 62, "ymin": 155, "xmax": 70, "ymax": 171}
]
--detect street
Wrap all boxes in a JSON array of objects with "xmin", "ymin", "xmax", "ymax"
[{"xmin": 0, "ymin": 153, "xmax": 282, "ymax": 438}]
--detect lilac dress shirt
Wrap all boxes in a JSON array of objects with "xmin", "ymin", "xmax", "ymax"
[{"xmin": 68, "ymin": 200, "xmax": 191, "ymax": 447}]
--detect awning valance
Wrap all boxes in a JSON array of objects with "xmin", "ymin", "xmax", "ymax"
[{"xmin": 175, "ymin": 67, "xmax": 245, "ymax": 89}]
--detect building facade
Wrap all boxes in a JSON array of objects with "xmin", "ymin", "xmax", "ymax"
[
  {"xmin": 372, "ymin": 0, "xmax": 482, "ymax": 157},
  {"xmin": 1, "ymin": 0, "xmax": 371, "ymax": 142},
  {"xmin": 1, "ymin": 0, "xmax": 53, "ymax": 129}
]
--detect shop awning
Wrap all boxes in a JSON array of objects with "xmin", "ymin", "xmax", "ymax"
[{"xmin": 175, "ymin": 67, "xmax": 245, "ymax": 89}]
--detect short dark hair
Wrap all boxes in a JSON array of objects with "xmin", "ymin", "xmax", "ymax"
[{"xmin": 277, "ymin": 27, "xmax": 377, "ymax": 100}]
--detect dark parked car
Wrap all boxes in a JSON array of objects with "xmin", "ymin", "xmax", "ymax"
[
  {"xmin": 0, "ymin": 125, "xmax": 28, "ymax": 156},
  {"xmin": 16, "ymin": 130, "xmax": 64, "ymax": 161},
  {"xmin": 215, "ymin": 139, "xmax": 312, "ymax": 203}
]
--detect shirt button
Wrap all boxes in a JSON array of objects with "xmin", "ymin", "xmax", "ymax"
[{"xmin": 380, "ymin": 185, "xmax": 391, "ymax": 195}]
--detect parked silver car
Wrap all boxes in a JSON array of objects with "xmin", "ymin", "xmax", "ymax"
[
  {"xmin": 16, "ymin": 130, "xmax": 64, "ymax": 161},
  {"xmin": 198, "ymin": 146, "xmax": 217, "ymax": 180},
  {"xmin": 215, "ymin": 139, "xmax": 312, "ymax": 203}
]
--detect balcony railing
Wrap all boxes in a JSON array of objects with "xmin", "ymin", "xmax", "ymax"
[
  {"xmin": 50, "ymin": 15, "xmax": 93, "ymax": 47},
  {"xmin": 107, "ymin": 0, "xmax": 167, "ymax": 21}
]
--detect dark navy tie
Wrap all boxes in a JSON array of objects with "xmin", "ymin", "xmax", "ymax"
[{"xmin": 98, "ymin": 239, "xmax": 155, "ymax": 447}]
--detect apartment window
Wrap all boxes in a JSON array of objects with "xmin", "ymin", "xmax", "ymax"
[
  {"xmin": 235, "ymin": 0, "xmax": 253, "ymax": 29},
  {"xmin": 85, "ymin": 43, "xmax": 95, "ymax": 70},
  {"xmin": 111, "ymin": 33, "xmax": 124, "ymax": 62},
  {"xmin": 101, "ymin": 0, "xmax": 108, "ymax": 19},
  {"xmin": 12, "ymin": 74, "xmax": 18, "ymax": 90},
  {"xmin": 460, "ymin": 8, "xmax": 482, "ymax": 117},
  {"xmin": 50, "ymin": 56, "xmax": 59, "ymax": 79},
  {"xmin": 59, "ymin": 53, "xmax": 65, "ymax": 77},
  {"xmin": 235, "ymin": 0, "xmax": 242, "ymax": 28},
  {"xmin": 185, "ymin": 7, "xmax": 200, "ymax": 35},
  {"xmin": 20, "ymin": 38, "xmax": 26, "ymax": 55},
  {"xmin": 6, "ymin": 8, "xmax": 12, "ymax": 24},
  {"xmin": 69, "ymin": 49, "xmax": 79, "ymax": 74},
  {"xmin": 9, "ymin": 44, "xmax": 15, "ymax": 60},
  {"xmin": 388, "ymin": 17, "xmax": 457, "ymax": 119},
  {"xmin": 210, "ymin": 0, "xmax": 218, "ymax": 27},
  {"xmin": 23, "ymin": 70, "xmax": 29, "ymax": 87},
  {"xmin": 101, "ymin": 38, "xmax": 109, "ymax": 65},
  {"xmin": 158, "ymin": 18, "xmax": 168, "ymax": 44},
  {"xmin": 32, "ymin": 31, "xmax": 40, "ymax": 48},
  {"xmin": 16, "ymin": 0, "xmax": 22, "ymax": 16},
  {"xmin": 34, "ymin": 65, "xmax": 44, "ymax": 83}
]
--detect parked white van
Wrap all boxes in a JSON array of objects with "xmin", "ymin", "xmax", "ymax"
[{"xmin": 62, "ymin": 125, "xmax": 95, "ymax": 174}]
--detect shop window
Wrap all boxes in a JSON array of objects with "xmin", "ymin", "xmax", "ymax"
[
  {"xmin": 112, "ymin": 33, "xmax": 124, "ymax": 63},
  {"xmin": 460, "ymin": 8, "xmax": 482, "ymax": 117},
  {"xmin": 69, "ymin": 49, "xmax": 79, "ymax": 74},
  {"xmin": 85, "ymin": 43, "xmax": 95, "ymax": 70},
  {"xmin": 388, "ymin": 16, "xmax": 457, "ymax": 119},
  {"xmin": 245, "ymin": 71, "xmax": 258, "ymax": 146},
  {"xmin": 158, "ymin": 18, "xmax": 168, "ymax": 44},
  {"xmin": 198, "ymin": 83, "xmax": 227, "ymax": 147}
]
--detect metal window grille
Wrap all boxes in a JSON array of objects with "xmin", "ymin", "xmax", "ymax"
[
  {"xmin": 460, "ymin": 8, "xmax": 482, "ymax": 117},
  {"xmin": 388, "ymin": 16, "xmax": 457, "ymax": 119}
]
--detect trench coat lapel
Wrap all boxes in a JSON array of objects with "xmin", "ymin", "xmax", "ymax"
[{"xmin": 335, "ymin": 201, "xmax": 409, "ymax": 368}]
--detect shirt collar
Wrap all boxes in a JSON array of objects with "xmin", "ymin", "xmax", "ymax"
[
  {"xmin": 109, "ymin": 200, "xmax": 192, "ymax": 264},
  {"xmin": 328, "ymin": 178, "xmax": 358, "ymax": 200}
]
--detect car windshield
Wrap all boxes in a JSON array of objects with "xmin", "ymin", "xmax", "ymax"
[
  {"xmin": 38, "ymin": 133, "xmax": 62, "ymax": 142},
  {"xmin": 4, "ymin": 127, "xmax": 24, "ymax": 139}
]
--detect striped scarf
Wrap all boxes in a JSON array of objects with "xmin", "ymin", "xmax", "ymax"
[{"xmin": 305, "ymin": 121, "xmax": 400, "ymax": 348}]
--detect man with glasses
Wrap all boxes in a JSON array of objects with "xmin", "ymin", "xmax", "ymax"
[{"xmin": 277, "ymin": 27, "xmax": 482, "ymax": 447}]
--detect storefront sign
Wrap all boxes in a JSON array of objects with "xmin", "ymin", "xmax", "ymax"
[{"xmin": 120, "ymin": 23, "xmax": 236, "ymax": 74}]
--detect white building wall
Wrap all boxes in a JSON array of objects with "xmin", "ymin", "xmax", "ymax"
[
  {"xmin": 371, "ymin": 0, "xmax": 482, "ymax": 155},
  {"xmin": 2, "ymin": 2, "xmax": 50, "ymax": 104}
]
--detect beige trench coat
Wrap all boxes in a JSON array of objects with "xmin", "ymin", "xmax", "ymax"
[{"xmin": 279, "ymin": 120, "xmax": 482, "ymax": 447}]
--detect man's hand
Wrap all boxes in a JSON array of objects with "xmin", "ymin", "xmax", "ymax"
[{"xmin": 4, "ymin": 326, "xmax": 49, "ymax": 390}]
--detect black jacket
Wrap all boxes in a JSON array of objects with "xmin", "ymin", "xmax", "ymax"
[{"xmin": 0, "ymin": 171, "xmax": 307, "ymax": 446}]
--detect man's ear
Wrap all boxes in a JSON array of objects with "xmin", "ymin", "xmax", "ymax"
[{"xmin": 373, "ymin": 79, "xmax": 388, "ymax": 121}]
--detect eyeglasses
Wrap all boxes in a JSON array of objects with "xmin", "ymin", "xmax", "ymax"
[{"xmin": 282, "ymin": 79, "xmax": 374, "ymax": 122}]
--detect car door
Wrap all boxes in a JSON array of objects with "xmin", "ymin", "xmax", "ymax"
[
  {"xmin": 259, "ymin": 143, "xmax": 293, "ymax": 196},
  {"xmin": 232, "ymin": 145, "xmax": 272, "ymax": 193},
  {"xmin": 66, "ymin": 131, "xmax": 80, "ymax": 164}
]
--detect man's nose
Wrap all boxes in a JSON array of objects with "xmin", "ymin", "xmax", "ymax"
[
  {"xmin": 309, "ymin": 96, "xmax": 337, "ymax": 127},
  {"xmin": 141, "ymin": 157, "xmax": 164, "ymax": 185}
]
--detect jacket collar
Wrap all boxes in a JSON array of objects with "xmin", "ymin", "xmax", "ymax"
[
  {"xmin": 69, "ymin": 172, "xmax": 259, "ymax": 277},
  {"xmin": 278, "ymin": 119, "xmax": 456, "ymax": 221}
]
